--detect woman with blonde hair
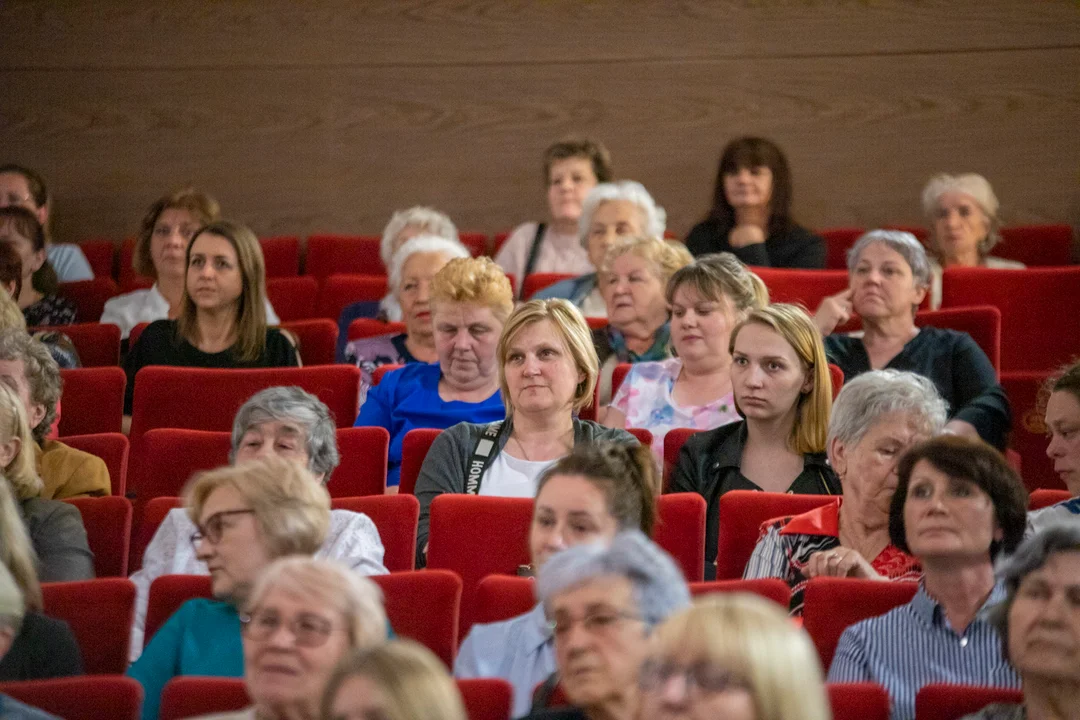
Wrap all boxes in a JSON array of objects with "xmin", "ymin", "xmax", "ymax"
[
  {"xmin": 604, "ymin": 253, "xmax": 768, "ymax": 457},
  {"xmin": 671, "ymin": 304, "xmax": 839, "ymax": 580},
  {"xmin": 322, "ymin": 640, "xmax": 467, "ymax": 720},
  {"xmin": 356, "ymin": 256, "xmax": 512, "ymax": 488},
  {"xmin": 414, "ymin": 299, "xmax": 636, "ymax": 565},
  {"xmin": 640, "ymin": 593, "xmax": 830, "ymax": 720},
  {"xmin": 123, "ymin": 220, "xmax": 298, "ymax": 415}
]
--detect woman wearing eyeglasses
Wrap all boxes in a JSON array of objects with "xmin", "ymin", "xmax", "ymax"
[{"xmin": 127, "ymin": 457, "xmax": 336, "ymax": 720}]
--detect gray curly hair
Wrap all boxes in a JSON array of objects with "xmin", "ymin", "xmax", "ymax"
[
  {"xmin": 230, "ymin": 386, "xmax": 340, "ymax": 481},
  {"xmin": 0, "ymin": 330, "xmax": 60, "ymax": 444},
  {"xmin": 827, "ymin": 370, "xmax": 949, "ymax": 451}
]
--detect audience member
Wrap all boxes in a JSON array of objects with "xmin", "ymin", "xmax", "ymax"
[
  {"xmin": 0, "ymin": 563, "xmax": 63, "ymax": 719},
  {"xmin": 815, "ymin": 229, "xmax": 1009, "ymax": 449},
  {"xmin": 0, "ymin": 241, "xmax": 23, "ymax": 300},
  {"xmin": 524, "ymin": 531, "xmax": 690, "ymax": 720},
  {"xmin": 640, "ymin": 593, "xmax": 831, "ymax": 720},
  {"xmin": 0, "ymin": 285, "xmax": 25, "ymax": 332},
  {"xmin": 356, "ymin": 257, "xmax": 512, "ymax": 488},
  {"xmin": 534, "ymin": 181, "xmax": 666, "ymax": 316},
  {"xmin": 828, "ymin": 436, "xmax": 1029, "ymax": 720},
  {"xmin": 454, "ymin": 442, "xmax": 659, "ymax": 716},
  {"xmin": 1028, "ymin": 360, "xmax": 1080, "ymax": 535},
  {"xmin": 199, "ymin": 557, "xmax": 387, "ymax": 720},
  {"xmin": 684, "ymin": 137, "xmax": 825, "ymax": 269},
  {"xmin": 323, "ymin": 640, "xmax": 468, "ymax": 720},
  {"xmin": 603, "ymin": 253, "xmax": 767, "ymax": 457},
  {"xmin": 101, "ymin": 188, "xmax": 280, "ymax": 342},
  {"xmin": 671, "ymin": 304, "xmax": 838, "ymax": 579},
  {"xmin": 0, "ymin": 208, "xmax": 76, "ymax": 327},
  {"xmin": 343, "ymin": 235, "xmax": 469, "ymax": 391},
  {"xmin": 123, "ymin": 220, "xmax": 298, "ymax": 414},
  {"xmin": 923, "ymin": 173, "xmax": 1023, "ymax": 309},
  {"xmin": 415, "ymin": 299, "xmax": 634, "ymax": 565},
  {"xmin": 128, "ymin": 458, "xmax": 333, "ymax": 720},
  {"xmin": 960, "ymin": 525, "xmax": 1080, "ymax": 720},
  {"xmin": 496, "ymin": 138, "xmax": 612, "ymax": 291},
  {"xmin": 593, "ymin": 235, "xmax": 692, "ymax": 405},
  {"xmin": 131, "ymin": 386, "xmax": 387, "ymax": 656},
  {"xmin": 0, "ymin": 164, "xmax": 93, "ymax": 282},
  {"xmin": 745, "ymin": 370, "xmax": 947, "ymax": 613},
  {"xmin": 0, "ymin": 478, "xmax": 82, "ymax": 681},
  {"xmin": 0, "ymin": 329, "xmax": 109, "ymax": 498}
]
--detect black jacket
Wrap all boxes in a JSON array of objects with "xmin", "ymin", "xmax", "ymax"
[{"xmin": 685, "ymin": 219, "xmax": 825, "ymax": 269}]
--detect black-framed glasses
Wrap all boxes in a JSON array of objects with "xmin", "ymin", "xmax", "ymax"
[
  {"xmin": 548, "ymin": 609, "xmax": 642, "ymax": 638},
  {"xmin": 239, "ymin": 609, "xmax": 339, "ymax": 648},
  {"xmin": 639, "ymin": 660, "xmax": 749, "ymax": 696},
  {"xmin": 190, "ymin": 509, "xmax": 255, "ymax": 547}
]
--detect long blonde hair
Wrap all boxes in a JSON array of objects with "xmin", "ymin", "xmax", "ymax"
[
  {"xmin": 0, "ymin": 290, "xmax": 26, "ymax": 332},
  {"xmin": 0, "ymin": 476, "xmax": 41, "ymax": 612},
  {"xmin": 0, "ymin": 383, "xmax": 43, "ymax": 500}
]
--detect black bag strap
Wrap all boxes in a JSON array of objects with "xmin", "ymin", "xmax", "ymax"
[
  {"xmin": 530, "ymin": 671, "xmax": 562, "ymax": 713},
  {"xmin": 522, "ymin": 222, "xmax": 547, "ymax": 286},
  {"xmin": 465, "ymin": 420, "xmax": 507, "ymax": 494}
]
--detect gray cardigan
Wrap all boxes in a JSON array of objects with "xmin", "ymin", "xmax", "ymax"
[{"xmin": 415, "ymin": 418, "xmax": 636, "ymax": 566}]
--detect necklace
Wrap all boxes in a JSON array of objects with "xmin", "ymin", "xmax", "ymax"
[{"xmin": 511, "ymin": 427, "xmax": 574, "ymax": 462}]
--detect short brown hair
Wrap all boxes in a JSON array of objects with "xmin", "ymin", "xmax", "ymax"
[
  {"xmin": 1048, "ymin": 359, "xmax": 1080, "ymax": 406},
  {"xmin": 0, "ymin": 165, "xmax": 48, "ymax": 209},
  {"xmin": 709, "ymin": 137, "xmax": 795, "ymax": 237},
  {"xmin": 888, "ymin": 436, "xmax": 1028, "ymax": 559},
  {"xmin": 0, "ymin": 207, "xmax": 56, "ymax": 296},
  {"xmin": 542, "ymin": 137, "xmax": 613, "ymax": 186},
  {"xmin": 134, "ymin": 188, "xmax": 221, "ymax": 279}
]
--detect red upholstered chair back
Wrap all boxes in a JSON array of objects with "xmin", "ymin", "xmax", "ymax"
[
  {"xmin": 522, "ymin": 273, "xmax": 576, "ymax": 300},
  {"xmin": 129, "ymin": 429, "xmax": 231, "ymax": 510},
  {"xmin": 1001, "ymin": 371, "xmax": 1062, "ymax": 491},
  {"xmin": 318, "ymin": 274, "xmax": 390, "ymax": 320},
  {"xmin": 129, "ymin": 321, "xmax": 149, "ymax": 347},
  {"xmin": 828, "ymin": 362, "xmax": 845, "ymax": 399},
  {"xmin": 78, "ymin": 239, "xmax": 116, "ymax": 278},
  {"xmin": 58, "ymin": 367, "xmax": 126, "ymax": 437},
  {"xmin": 0, "ymin": 676, "xmax": 143, "ymax": 720},
  {"xmin": 915, "ymin": 305, "xmax": 1002, "ymax": 376},
  {"xmin": 132, "ymin": 496, "xmax": 184, "ymax": 571},
  {"xmin": 144, "ymin": 574, "xmax": 213, "ymax": 648},
  {"xmin": 915, "ymin": 684, "xmax": 1025, "ymax": 720},
  {"xmin": 32, "ymin": 322, "xmax": 121, "ymax": 367},
  {"xmin": 118, "ymin": 237, "xmax": 150, "ymax": 290},
  {"xmin": 265, "ymin": 276, "xmax": 318, "ymax": 321},
  {"xmin": 41, "ymin": 578, "xmax": 136, "ymax": 674},
  {"xmin": 458, "ymin": 678, "xmax": 514, "ymax": 720},
  {"xmin": 941, "ymin": 266, "xmax": 1080, "ymax": 372},
  {"xmin": 160, "ymin": 677, "xmax": 249, "ymax": 720},
  {"xmin": 371, "ymin": 362, "xmax": 405, "ymax": 386},
  {"xmin": 329, "ymin": 426, "xmax": 390, "ymax": 497},
  {"xmin": 474, "ymin": 575, "xmax": 536, "ymax": 625},
  {"xmin": 372, "ymin": 570, "xmax": 462, "ymax": 668},
  {"xmin": 458, "ymin": 232, "xmax": 489, "ymax": 258},
  {"xmin": 997, "ymin": 224, "xmax": 1074, "ymax": 267},
  {"xmin": 802, "ymin": 577, "xmax": 919, "ymax": 668},
  {"xmin": 280, "ymin": 319, "xmax": 337, "ymax": 364},
  {"xmin": 399, "ymin": 427, "xmax": 442, "ymax": 496},
  {"xmin": 259, "ymin": 235, "xmax": 301, "ymax": 277},
  {"xmin": 654, "ymin": 493, "xmax": 706, "ymax": 582},
  {"xmin": 306, "ymin": 235, "xmax": 384, "ymax": 278},
  {"xmin": 663, "ymin": 427, "xmax": 697, "ymax": 492},
  {"xmin": 611, "ymin": 363, "xmax": 631, "ymax": 397},
  {"xmin": 427, "ymin": 495, "xmax": 534, "ymax": 634},
  {"xmin": 716, "ymin": 492, "xmax": 838, "ymax": 580},
  {"xmin": 331, "ymin": 494, "xmax": 419, "ymax": 572},
  {"xmin": 349, "ymin": 319, "xmax": 406, "ymax": 342},
  {"xmin": 61, "ymin": 432, "xmax": 129, "ymax": 496},
  {"xmin": 752, "ymin": 268, "xmax": 850, "ymax": 309},
  {"xmin": 64, "ymin": 497, "xmax": 132, "ymax": 577},
  {"xmin": 58, "ymin": 278, "xmax": 120, "ymax": 322},
  {"xmin": 1030, "ymin": 488, "xmax": 1071, "ymax": 510},
  {"xmin": 828, "ymin": 683, "xmax": 891, "ymax": 720},
  {"xmin": 689, "ymin": 578, "xmax": 792, "ymax": 609},
  {"xmin": 819, "ymin": 227, "xmax": 865, "ymax": 270}
]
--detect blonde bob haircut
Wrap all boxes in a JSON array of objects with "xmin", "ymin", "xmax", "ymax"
[
  {"xmin": 320, "ymin": 640, "xmax": 467, "ymax": 720},
  {"xmin": 601, "ymin": 235, "xmax": 693, "ymax": 284},
  {"xmin": 178, "ymin": 220, "xmax": 269, "ymax": 363},
  {"xmin": 647, "ymin": 594, "xmax": 829, "ymax": 720},
  {"xmin": 134, "ymin": 188, "xmax": 221, "ymax": 279},
  {"xmin": 430, "ymin": 256, "xmax": 515, "ymax": 325},
  {"xmin": 728, "ymin": 304, "xmax": 831, "ymax": 454},
  {"xmin": 246, "ymin": 557, "xmax": 388, "ymax": 651},
  {"xmin": 0, "ymin": 383, "xmax": 44, "ymax": 501},
  {"xmin": 497, "ymin": 299, "xmax": 599, "ymax": 416},
  {"xmin": 184, "ymin": 456, "xmax": 331, "ymax": 559}
]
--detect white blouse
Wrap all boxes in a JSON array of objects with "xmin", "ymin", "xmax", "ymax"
[{"xmin": 101, "ymin": 284, "xmax": 281, "ymax": 339}]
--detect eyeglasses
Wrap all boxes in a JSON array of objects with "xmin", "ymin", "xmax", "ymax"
[
  {"xmin": 190, "ymin": 509, "xmax": 255, "ymax": 547},
  {"xmin": 239, "ymin": 609, "xmax": 339, "ymax": 648},
  {"xmin": 548, "ymin": 609, "xmax": 642, "ymax": 638},
  {"xmin": 639, "ymin": 660, "xmax": 749, "ymax": 696}
]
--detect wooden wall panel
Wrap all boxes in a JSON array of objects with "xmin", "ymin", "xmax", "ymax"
[{"xmin": 1, "ymin": 1, "xmax": 1077, "ymax": 246}]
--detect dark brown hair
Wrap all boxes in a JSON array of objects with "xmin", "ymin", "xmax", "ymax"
[
  {"xmin": 134, "ymin": 188, "xmax": 221, "ymax": 279},
  {"xmin": 542, "ymin": 137, "xmax": 613, "ymax": 186},
  {"xmin": 0, "ymin": 164, "xmax": 48, "ymax": 209},
  {"xmin": 708, "ymin": 137, "xmax": 795, "ymax": 237},
  {"xmin": 889, "ymin": 435, "xmax": 1028, "ymax": 559},
  {"xmin": 0, "ymin": 206, "xmax": 57, "ymax": 296},
  {"xmin": 1048, "ymin": 360, "xmax": 1080, "ymax": 405},
  {"xmin": 0, "ymin": 242, "xmax": 23, "ymax": 300},
  {"xmin": 535, "ymin": 442, "xmax": 657, "ymax": 535}
]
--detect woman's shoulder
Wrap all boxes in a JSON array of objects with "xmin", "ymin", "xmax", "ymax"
[
  {"xmin": 683, "ymin": 420, "xmax": 744, "ymax": 452},
  {"xmin": 575, "ymin": 419, "xmax": 636, "ymax": 445},
  {"xmin": 20, "ymin": 496, "xmax": 80, "ymax": 525},
  {"xmin": 778, "ymin": 223, "xmax": 823, "ymax": 243},
  {"xmin": 175, "ymin": 598, "xmax": 237, "ymax": 626},
  {"xmin": 379, "ymin": 361, "xmax": 440, "ymax": 394}
]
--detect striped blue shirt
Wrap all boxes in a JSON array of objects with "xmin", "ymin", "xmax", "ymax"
[{"xmin": 827, "ymin": 582, "xmax": 1019, "ymax": 720}]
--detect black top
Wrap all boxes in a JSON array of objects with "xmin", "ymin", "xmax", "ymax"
[
  {"xmin": 23, "ymin": 296, "xmax": 78, "ymax": 327},
  {"xmin": 123, "ymin": 319, "xmax": 299, "ymax": 413},
  {"xmin": 0, "ymin": 612, "xmax": 83, "ymax": 681},
  {"xmin": 684, "ymin": 219, "xmax": 825, "ymax": 269},
  {"xmin": 824, "ymin": 326, "xmax": 1010, "ymax": 450},
  {"xmin": 670, "ymin": 421, "xmax": 841, "ymax": 580}
]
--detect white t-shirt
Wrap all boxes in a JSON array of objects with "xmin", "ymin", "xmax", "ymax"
[
  {"xmin": 480, "ymin": 451, "xmax": 558, "ymax": 498},
  {"xmin": 101, "ymin": 284, "xmax": 281, "ymax": 339}
]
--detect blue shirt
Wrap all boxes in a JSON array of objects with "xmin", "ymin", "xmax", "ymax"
[
  {"xmin": 827, "ymin": 582, "xmax": 1019, "ymax": 720},
  {"xmin": 127, "ymin": 599, "xmax": 244, "ymax": 720},
  {"xmin": 355, "ymin": 363, "xmax": 505, "ymax": 486},
  {"xmin": 454, "ymin": 604, "xmax": 555, "ymax": 718},
  {"xmin": 0, "ymin": 695, "xmax": 60, "ymax": 720}
]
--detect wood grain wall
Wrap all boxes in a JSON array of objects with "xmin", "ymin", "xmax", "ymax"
[{"xmin": 2, "ymin": 0, "xmax": 1078, "ymax": 247}]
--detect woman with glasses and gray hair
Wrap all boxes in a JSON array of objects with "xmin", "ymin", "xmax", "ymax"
[
  {"xmin": 745, "ymin": 370, "xmax": 948, "ymax": 614},
  {"xmin": 813, "ymin": 229, "xmax": 1009, "ymax": 450},
  {"xmin": 523, "ymin": 531, "xmax": 690, "ymax": 720},
  {"xmin": 129, "ymin": 386, "xmax": 387, "ymax": 659},
  {"xmin": 958, "ymin": 525, "xmax": 1080, "ymax": 720}
]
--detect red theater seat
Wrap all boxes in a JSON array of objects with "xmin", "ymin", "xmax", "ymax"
[
  {"xmin": 371, "ymin": 363, "xmax": 404, "ymax": 386},
  {"xmin": 319, "ymin": 274, "xmax": 390, "ymax": 321},
  {"xmin": 1001, "ymin": 371, "xmax": 1060, "ymax": 491},
  {"xmin": 281, "ymin": 318, "xmax": 337, "ymax": 365},
  {"xmin": 458, "ymin": 678, "xmax": 513, "ymax": 720},
  {"xmin": 0, "ymin": 676, "xmax": 143, "ymax": 720},
  {"xmin": 474, "ymin": 575, "xmax": 536, "ymax": 625},
  {"xmin": 306, "ymin": 235, "xmax": 383, "ymax": 278},
  {"xmin": 349, "ymin": 319, "xmax": 406, "ymax": 342},
  {"xmin": 915, "ymin": 684, "xmax": 1024, "ymax": 720},
  {"xmin": 997, "ymin": 224, "xmax": 1073, "ymax": 267},
  {"xmin": 1029, "ymin": 488, "xmax": 1070, "ymax": 510},
  {"xmin": 829, "ymin": 683, "xmax": 890, "ymax": 720},
  {"xmin": 752, "ymin": 268, "xmax": 849, "ymax": 310},
  {"xmin": 160, "ymin": 677, "xmax": 248, "ymax": 720},
  {"xmin": 78, "ymin": 240, "xmax": 116, "ymax": 279},
  {"xmin": 802, "ymin": 577, "xmax": 919, "ymax": 668},
  {"xmin": 58, "ymin": 366, "xmax": 126, "ymax": 437},
  {"xmin": 655, "ymin": 493, "xmax": 706, "ymax": 582},
  {"xmin": 399, "ymin": 427, "xmax": 442, "ymax": 496},
  {"xmin": 819, "ymin": 227, "xmax": 866, "ymax": 270},
  {"xmin": 331, "ymin": 494, "xmax": 419, "ymax": 572},
  {"xmin": 58, "ymin": 278, "xmax": 121, "ymax": 323},
  {"xmin": 915, "ymin": 306, "xmax": 1002, "ymax": 375},
  {"xmin": 458, "ymin": 232, "xmax": 489, "ymax": 257},
  {"xmin": 144, "ymin": 574, "xmax": 212, "ymax": 647},
  {"xmin": 61, "ymin": 431, "xmax": 129, "ymax": 496},
  {"xmin": 612, "ymin": 363, "xmax": 630, "ymax": 396},
  {"xmin": 32, "ymin": 322, "xmax": 120, "ymax": 367},
  {"xmin": 260, "ymin": 235, "xmax": 302, "ymax": 277},
  {"xmin": 663, "ymin": 427, "xmax": 697, "ymax": 492},
  {"xmin": 266, "ymin": 276, "xmax": 318, "ymax": 321},
  {"xmin": 42, "ymin": 578, "xmax": 136, "ymax": 674},
  {"xmin": 64, "ymin": 496, "xmax": 132, "ymax": 577},
  {"xmin": 373, "ymin": 570, "xmax": 462, "ymax": 668},
  {"xmin": 689, "ymin": 578, "xmax": 792, "ymax": 608},
  {"xmin": 522, "ymin": 273, "xmax": 575, "ymax": 300}
]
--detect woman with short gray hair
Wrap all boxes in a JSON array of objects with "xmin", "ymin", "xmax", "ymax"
[
  {"xmin": 526, "ymin": 531, "xmax": 689, "ymax": 720},
  {"xmin": 813, "ymin": 229, "xmax": 1009, "ymax": 450},
  {"xmin": 745, "ymin": 370, "xmax": 947, "ymax": 614}
]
